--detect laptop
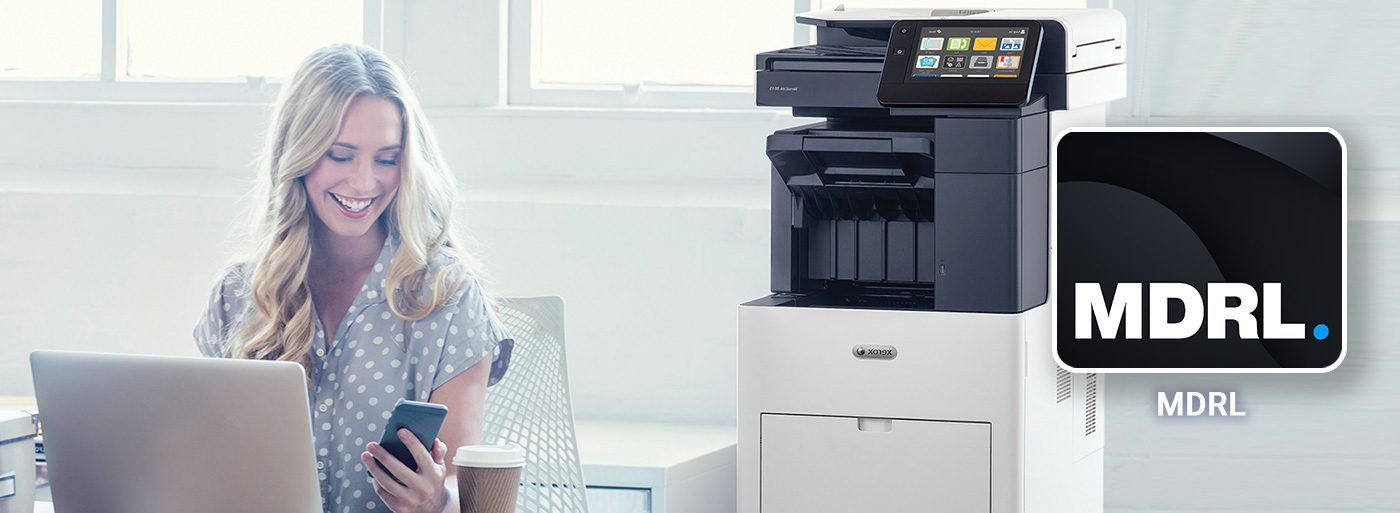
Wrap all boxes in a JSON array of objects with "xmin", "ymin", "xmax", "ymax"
[{"xmin": 30, "ymin": 350, "xmax": 322, "ymax": 513}]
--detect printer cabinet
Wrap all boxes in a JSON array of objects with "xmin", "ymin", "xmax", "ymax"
[{"xmin": 760, "ymin": 414, "xmax": 990, "ymax": 513}]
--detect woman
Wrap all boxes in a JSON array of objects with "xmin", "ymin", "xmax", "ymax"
[{"xmin": 193, "ymin": 43, "xmax": 512, "ymax": 513}]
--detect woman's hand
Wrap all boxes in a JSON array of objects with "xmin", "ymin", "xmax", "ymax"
[{"xmin": 364, "ymin": 430, "xmax": 451, "ymax": 513}]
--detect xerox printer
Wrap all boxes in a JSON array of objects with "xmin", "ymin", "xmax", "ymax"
[
  {"xmin": 738, "ymin": 8, "xmax": 1125, "ymax": 513},
  {"xmin": 753, "ymin": 7, "xmax": 1125, "ymax": 313}
]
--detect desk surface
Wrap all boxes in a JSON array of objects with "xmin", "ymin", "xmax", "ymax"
[{"xmin": 574, "ymin": 420, "xmax": 734, "ymax": 469}]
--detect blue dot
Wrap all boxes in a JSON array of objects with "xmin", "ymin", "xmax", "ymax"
[{"xmin": 1313, "ymin": 324, "xmax": 1329, "ymax": 340}]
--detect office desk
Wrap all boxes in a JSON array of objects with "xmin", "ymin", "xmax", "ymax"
[{"xmin": 575, "ymin": 421, "xmax": 735, "ymax": 513}]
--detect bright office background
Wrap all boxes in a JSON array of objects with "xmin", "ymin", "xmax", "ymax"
[{"xmin": 2, "ymin": 0, "xmax": 1397, "ymax": 511}]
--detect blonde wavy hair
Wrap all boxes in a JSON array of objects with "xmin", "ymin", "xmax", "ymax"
[{"xmin": 232, "ymin": 43, "xmax": 475, "ymax": 370}]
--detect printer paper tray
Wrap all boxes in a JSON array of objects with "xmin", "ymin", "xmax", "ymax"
[{"xmin": 760, "ymin": 413, "xmax": 991, "ymax": 513}]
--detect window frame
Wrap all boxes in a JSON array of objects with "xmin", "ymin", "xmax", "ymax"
[
  {"xmin": 0, "ymin": 0, "xmax": 397, "ymax": 104},
  {"xmin": 505, "ymin": 0, "xmax": 814, "ymax": 109}
]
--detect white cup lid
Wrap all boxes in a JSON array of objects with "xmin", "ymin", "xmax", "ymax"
[{"xmin": 453, "ymin": 444, "xmax": 525, "ymax": 468}]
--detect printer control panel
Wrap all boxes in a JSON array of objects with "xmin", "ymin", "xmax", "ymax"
[{"xmin": 877, "ymin": 19, "xmax": 1043, "ymax": 106}]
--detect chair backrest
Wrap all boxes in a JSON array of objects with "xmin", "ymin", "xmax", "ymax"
[{"xmin": 483, "ymin": 297, "xmax": 589, "ymax": 513}]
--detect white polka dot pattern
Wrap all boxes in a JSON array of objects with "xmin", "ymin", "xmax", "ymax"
[{"xmin": 192, "ymin": 236, "xmax": 515, "ymax": 512}]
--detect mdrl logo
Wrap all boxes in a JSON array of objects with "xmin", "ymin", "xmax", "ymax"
[
  {"xmin": 1055, "ymin": 129, "xmax": 1343, "ymax": 371},
  {"xmin": 1074, "ymin": 282, "xmax": 1330, "ymax": 341}
]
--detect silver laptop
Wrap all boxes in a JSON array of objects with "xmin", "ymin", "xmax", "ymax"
[{"xmin": 30, "ymin": 351, "xmax": 322, "ymax": 513}]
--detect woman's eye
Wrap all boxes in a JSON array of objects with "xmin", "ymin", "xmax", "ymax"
[
  {"xmin": 326, "ymin": 152, "xmax": 352, "ymax": 163},
  {"xmin": 376, "ymin": 157, "xmax": 399, "ymax": 166}
]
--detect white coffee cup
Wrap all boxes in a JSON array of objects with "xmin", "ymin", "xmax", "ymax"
[{"xmin": 453, "ymin": 444, "xmax": 525, "ymax": 513}]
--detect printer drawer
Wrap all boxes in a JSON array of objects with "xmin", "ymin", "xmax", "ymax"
[{"xmin": 760, "ymin": 413, "xmax": 990, "ymax": 513}]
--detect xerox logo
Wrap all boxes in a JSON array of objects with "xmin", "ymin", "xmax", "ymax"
[
  {"xmin": 852, "ymin": 345, "xmax": 898, "ymax": 360},
  {"xmin": 1074, "ymin": 283, "xmax": 1329, "ymax": 341},
  {"xmin": 1052, "ymin": 129, "xmax": 1346, "ymax": 373}
]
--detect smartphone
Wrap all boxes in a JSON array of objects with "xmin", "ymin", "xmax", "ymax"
[{"xmin": 376, "ymin": 399, "xmax": 448, "ymax": 476}]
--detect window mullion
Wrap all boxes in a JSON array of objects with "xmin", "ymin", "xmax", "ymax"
[
  {"xmin": 378, "ymin": 1, "xmax": 406, "ymax": 59},
  {"xmin": 363, "ymin": 0, "xmax": 383, "ymax": 50},
  {"xmin": 506, "ymin": 0, "xmax": 535, "ymax": 105},
  {"xmin": 101, "ymin": 0, "xmax": 119, "ymax": 81}
]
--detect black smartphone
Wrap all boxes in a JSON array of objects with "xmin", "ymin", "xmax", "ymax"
[{"xmin": 375, "ymin": 399, "xmax": 448, "ymax": 477}]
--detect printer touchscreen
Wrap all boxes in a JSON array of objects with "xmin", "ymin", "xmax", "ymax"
[
  {"xmin": 909, "ymin": 26, "xmax": 1029, "ymax": 80},
  {"xmin": 877, "ymin": 19, "xmax": 1042, "ymax": 106}
]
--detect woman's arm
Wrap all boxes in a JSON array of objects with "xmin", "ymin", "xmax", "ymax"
[
  {"xmin": 429, "ymin": 356, "xmax": 493, "ymax": 478},
  {"xmin": 194, "ymin": 267, "xmax": 240, "ymax": 358},
  {"xmin": 425, "ymin": 356, "xmax": 493, "ymax": 513}
]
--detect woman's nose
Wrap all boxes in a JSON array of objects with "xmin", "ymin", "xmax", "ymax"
[{"xmin": 346, "ymin": 158, "xmax": 376, "ymax": 192}]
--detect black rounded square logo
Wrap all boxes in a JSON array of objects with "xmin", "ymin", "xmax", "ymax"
[{"xmin": 1052, "ymin": 129, "xmax": 1346, "ymax": 373}]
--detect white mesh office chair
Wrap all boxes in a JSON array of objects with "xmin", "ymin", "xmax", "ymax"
[{"xmin": 483, "ymin": 297, "xmax": 589, "ymax": 513}]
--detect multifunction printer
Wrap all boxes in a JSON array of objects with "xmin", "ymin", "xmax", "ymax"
[{"xmin": 738, "ymin": 8, "xmax": 1126, "ymax": 513}]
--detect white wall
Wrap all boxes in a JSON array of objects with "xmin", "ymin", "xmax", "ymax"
[{"xmin": 2, "ymin": 0, "xmax": 1400, "ymax": 511}]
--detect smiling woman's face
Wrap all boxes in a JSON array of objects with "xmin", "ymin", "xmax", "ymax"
[{"xmin": 304, "ymin": 94, "xmax": 404, "ymax": 239}]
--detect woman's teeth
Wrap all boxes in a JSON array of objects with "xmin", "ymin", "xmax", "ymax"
[{"xmin": 330, "ymin": 192, "xmax": 373, "ymax": 213}]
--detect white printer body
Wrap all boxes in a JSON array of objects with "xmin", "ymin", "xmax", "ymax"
[{"xmin": 741, "ymin": 8, "xmax": 1126, "ymax": 513}]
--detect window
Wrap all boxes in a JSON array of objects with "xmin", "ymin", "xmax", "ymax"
[
  {"xmin": 122, "ymin": 0, "xmax": 361, "ymax": 81},
  {"xmin": 534, "ymin": 0, "xmax": 794, "ymax": 88},
  {"xmin": 0, "ymin": 0, "xmax": 102, "ymax": 79},
  {"xmin": 0, "ymin": 0, "xmax": 371, "ymax": 101},
  {"xmin": 509, "ymin": 0, "xmax": 809, "ymax": 108}
]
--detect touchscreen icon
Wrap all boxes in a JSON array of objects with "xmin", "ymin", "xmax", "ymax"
[
  {"xmin": 973, "ymin": 37, "xmax": 997, "ymax": 51},
  {"xmin": 947, "ymin": 38, "xmax": 971, "ymax": 51},
  {"xmin": 916, "ymin": 55, "xmax": 941, "ymax": 69},
  {"xmin": 970, "ymin": 55, "xmax": 993, "ymax": 69},
  {"xmin": 996, "ymin": 55, "xmax": 1021, "ymax": 69},
  {"xmin": 942, "ymin": 55, "xmax": 967, "ymax": 69},
  {"xmin": 1000, "ymin": 37, "xmax": 1024, "ymax": 51},
  {"xmin": 920, "ymin": 37, "xmax": 944, "ymax": 51}
]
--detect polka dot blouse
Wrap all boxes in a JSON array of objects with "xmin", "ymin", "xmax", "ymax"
[{"xmin": 193, "ymin": 236, "xmax": 514, "ymax": 513}]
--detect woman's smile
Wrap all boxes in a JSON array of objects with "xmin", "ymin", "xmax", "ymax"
[{"xmin": 329, "ymin": 191, "xmax": 377, "ymax": 217}]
